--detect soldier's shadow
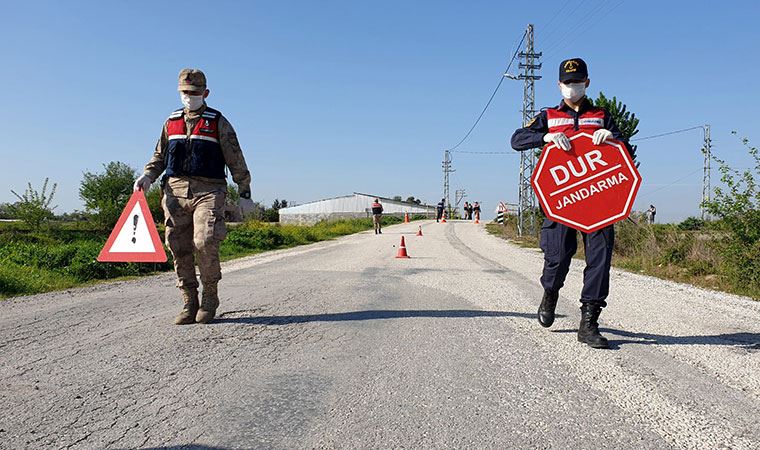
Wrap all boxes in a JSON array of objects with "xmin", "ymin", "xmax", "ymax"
[
  {"xmin": 552, "ymin": 328, "xmax": 760, "ymax": 351},
  {"xmin": 215, "ymin": 309, "xmax": 562, "ymax": 325}
]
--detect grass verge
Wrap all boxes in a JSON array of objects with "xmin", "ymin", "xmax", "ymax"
[
  {"xmin": 486, "ymin": 219, "xmax": 759, "ymax": 300},
  {"xmin": 0, "ymin": 216, "xmax": 406, "ymax": 299}
]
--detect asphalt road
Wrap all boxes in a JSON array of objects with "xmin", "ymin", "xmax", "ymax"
[{"xmin": 1, "ymin": 220, "xmax": 759, "ymax": 449}]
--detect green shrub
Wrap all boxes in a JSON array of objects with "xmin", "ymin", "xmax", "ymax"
[
  {"xmin": 0, "ymin": 261, "xmax": 76, "ymax": 297},
  {"xmin": 678, "ymin": 216, "xmax": 706, "ymax": 231},
  {"xmin": 702, "ymin": 132, "xmax": 760, "ymax": 296}
]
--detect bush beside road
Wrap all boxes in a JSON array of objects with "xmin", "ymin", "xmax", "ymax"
[{"xmin": 487, "ymin": 213, "xmax": 759, "ymax": 300}]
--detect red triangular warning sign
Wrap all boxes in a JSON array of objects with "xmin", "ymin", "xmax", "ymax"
[{"xmin": 97, "ymin": 190, "xmax": 167, "ymax": 263}]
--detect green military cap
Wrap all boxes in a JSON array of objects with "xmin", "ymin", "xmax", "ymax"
[{"xmin": 178, "ymin": 68, "xmax": 207, "ymax": 91}]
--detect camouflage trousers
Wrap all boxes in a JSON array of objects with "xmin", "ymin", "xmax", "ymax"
[
  {"xmin": 162, "ymin": 187, "xmax": 227, "ymax": 290},
  {"xmin": 373, "ymin": 214, "xmax": 382, "ymax": 232}
]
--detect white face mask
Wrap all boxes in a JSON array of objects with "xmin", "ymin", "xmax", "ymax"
[
  {"xmin": 180, "ymin": 93, "xmax": 205, "ymax": 111},
  {"xmin": 560, "ymin": 82, "xmax": 586, "ymax": 102}
]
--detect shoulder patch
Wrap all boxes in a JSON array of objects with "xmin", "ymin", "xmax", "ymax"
[
  {"xmin": 168, "ymin": 109, "xmax": 183, "ymax": 120},
  {"xmin": 525, "ymin": 115, "xmax": 539, "ymax": 128},
  {"xmin": 201, "ymin": 107, "xmax": 220, "ymax": 120}
]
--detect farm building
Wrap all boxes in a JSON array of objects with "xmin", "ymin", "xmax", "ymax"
[{"xmin": 279, "ymin": 192, "xmax": 438, "ymax": 225}]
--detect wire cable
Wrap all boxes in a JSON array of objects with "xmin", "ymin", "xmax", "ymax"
[
  {"xmin": 637, "ymin": 168, "xmax": 703, "ymax": 199},
  {"xmin": 539, "ymin": 0, "xmax": 590, "ymax": 54},
  {"xmin": 453, "ymin": 150, "xmax": 519, "ymax": 155},
  {"xmin": 539, "ymin": 0, "xmax": 575, "ymax": 39},
  {"xmin": 542, "ymin": 1, "xmax": 624, "ymax": 60},
  {"xmin": 446, "ymin": 31, "xmax": 527, "ymax": 153},
  {"xmin": 631, "ymin": 126, "xmax": 704, "ymax": 142}
]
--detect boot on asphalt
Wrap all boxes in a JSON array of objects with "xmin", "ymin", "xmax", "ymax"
[
  {"xmin": 174, "ymin": 288, "xmax": 199, "ymax": 325},
  {"xmin": 538, "ymin": 290, "xmax": 559, "ymax": 328},
  {"xmin": 577, "ymin": 302, "xmax": 610, "ymax": 349},
  {"xmin": 196, "ymin": 283, "xmax": 220, "ymax": 324}
]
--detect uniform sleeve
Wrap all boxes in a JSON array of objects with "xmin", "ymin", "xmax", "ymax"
[
  {"xmin": 603, "ymin": 110, "xmax": 635, "ymax": 157},
  {"xmin": 218, "ymin": 116, "xmax": 252, "ymax": 195},
  {"xmin": 142, "ymin": 124, "xmax": 168, "ymax": 182},
  {"xmin": 510, "ymin": 110, "xmax": 548, "ymax": 151}
]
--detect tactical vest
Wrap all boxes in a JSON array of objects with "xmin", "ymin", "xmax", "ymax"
[
  {"xmin": 371, "ymin": 203, "xmax": 383, "ymax": 214},
  {"xmin": 546, "ymin": 106, "xmax": 605, "ymax": 134},
  {"xmin": 165, "ymin": 107, "xmax": 226, "ymax": 179}
]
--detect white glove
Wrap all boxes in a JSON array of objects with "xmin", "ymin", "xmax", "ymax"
[
  {"xmin": 239, "ymin": 198, "xmax": 256, "ymax": 217},
  {"xmin": 543, "ymin": 132, "xmax": 571, "ymax": 151},
  {"xmin": 592, "ymin": 129, "xmax": 614, "ymax": 145},
  {"xmin": 133, "ymin": 174, "xmax": 153, "ymax": 192}
]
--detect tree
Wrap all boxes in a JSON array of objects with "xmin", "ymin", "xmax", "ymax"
[
  {"xmin": 592, "ymin": 92, "xmax": 639, "ymax": 164},
  {"xmin": 0, "ymin": 202, "xmax": 14, "ymax": 219},
  {"xmin": 405, "ymin": 196, "xmax": 422, "ymax": 205},
  {"xmin": 227, "ymin": 184, "xmax": 240, "ymax": 204},
  {"xmin": 144, "ymin": 184, "xmax": 164, "ymax": 225},
  {"xmin": 9, "ymin": 178, "xmax": 58, "ymax": 229},
  {"xmin": 392, "ymin": 195, "xmax": 402, "ymax": 202},
  {"xmin": 79, "ymin": 162, "xmax": 137, "ymax": 229},
  {"xmin": 264, "ymin": 198, "xmax": 288, "ymax": 222}
]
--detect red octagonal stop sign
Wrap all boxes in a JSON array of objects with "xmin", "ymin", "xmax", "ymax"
[{"xmin": 531, "ymin": 132, "xmax": 641, "ymax": 233}]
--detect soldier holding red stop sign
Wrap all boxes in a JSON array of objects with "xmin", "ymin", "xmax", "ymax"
[{"xmin": 510, "ymin": 58, "xmax": 634, "ymax": 349}]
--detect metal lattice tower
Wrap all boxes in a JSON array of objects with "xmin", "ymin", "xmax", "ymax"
[
  {"xmin": 701, "ymin": 124, "xmax": 711, "ymax": 219},
  {"xmin": 517, "ymin": 24, "xmax": 542, "ymax": 236},
  {"xmin": 442, "ymin": 150, "xmax": 455, "ymax": 216}
]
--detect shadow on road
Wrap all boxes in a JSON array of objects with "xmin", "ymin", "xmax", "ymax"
[
  {"xmin": 552, "ymin": 328, "xmax": 760, "ymax": 350},
  {"xmin": 215, "ymin": 309, "xmax": 551, "ymax": 325},
  {"xmin": 134, "ymin": 446, "xmax": 229, "ymax": 450}
]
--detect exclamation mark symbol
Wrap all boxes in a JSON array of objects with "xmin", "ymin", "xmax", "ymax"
[{"xmin": 131, "ymin": 214, "xmax": 139, "ymax": 244}]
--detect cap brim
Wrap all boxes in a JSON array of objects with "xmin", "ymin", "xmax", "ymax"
[
  {"xmin": 178, "ymin": 84, "xmax": 206, "ymax": 91},
  {"xmin": 559, "ymin": 75, "xmax": 587, "ymax": 83}
]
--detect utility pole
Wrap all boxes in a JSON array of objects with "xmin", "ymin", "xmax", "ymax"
[
  {"xmin": 455, "ymin": 189, "xmax": 467, "ymax": 217},
  {"xmin": 442, "ymin": 149, "xmax": 455, "ymax": 217},
  {"xmin": 455, "ymin": 189, "xmax": 467, "ymax": 206},
  {"xmin": 517, "ymin": 23, "xmax": 542, "ymax": 236},
  {"xmin": 701, "ymin": 124, "xmax": 711, "ymax": 219}
]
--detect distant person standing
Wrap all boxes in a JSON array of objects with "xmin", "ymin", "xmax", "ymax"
[
  {"xmin": 473, "ymin": 202, "xmax": 481, "ymax": 222},
  {"xmin": 463, "ymin": 202, "xmax": 470, "ymax": 220},
  {"xmin": 648, "ymin": 205, "xmax": 657, "ymax": 224},
  {"xmin": 466, "ymin": 202, "xmax": 474, "ymax": 220},
  {"xmin": 371, "ymin": 198, "xmax": 384, "ymax": 234},
  {"xmin": 436, "ymin": 198, "xmax": 445, "ymax": 222}
]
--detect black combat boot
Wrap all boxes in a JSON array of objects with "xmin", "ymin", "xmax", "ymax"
[
  {"xmin": 538, "ymin": 290, "xmax": 559, "ymax": 328},
  {"xmin": 577, "ymin": 302, "xmax": 610, "ymax": 349}
]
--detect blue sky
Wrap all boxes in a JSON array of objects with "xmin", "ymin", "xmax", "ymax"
[{"xmin": 1, "ymin": 0, "xmax": 758, "ymax": 222}]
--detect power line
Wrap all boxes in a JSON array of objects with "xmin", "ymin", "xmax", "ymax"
[
  {"xmin": 631, "ymin": 126, "xmax": 704, "ymax": 142},
  {"xmin": 454, "ymin": 150, "xmax": 519, "ymax": 155},
  {"xmin": 539, "ymin": 0, "xmax": 575, "ymax": 34},
  {"xmin": 542, "ymin": 1, "xmax": 625, "ymax": 60},
  {"xmin": 447, "ymin": 31, "xmax": 527, "ymax": 153},
  {"xmin": 539, "ymin": 0, "xmax": 592, "ymax": 56},
  {"xmin": 637, "ymin": 168, "xmax": 703, "ymax": 199}
]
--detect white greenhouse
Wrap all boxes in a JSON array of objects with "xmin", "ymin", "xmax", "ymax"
[{"xmin": 279, "ymin": 192, "xmax": 438, "ymax": 225}]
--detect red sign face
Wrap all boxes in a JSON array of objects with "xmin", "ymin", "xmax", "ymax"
[{"xmin": 531, "ymin": 132, "xmax": 641, "ymax": 233}]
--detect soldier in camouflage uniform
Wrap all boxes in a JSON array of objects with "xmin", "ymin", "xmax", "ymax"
[{"xmin": 134, "ymin": 68, "xmax": 254, "ymax": 325}]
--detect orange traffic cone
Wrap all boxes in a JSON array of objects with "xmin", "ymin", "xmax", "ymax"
[
  {"xmin": 474, "ymin": 218, "xmax": 480, "ymax": 224},
  {"xmin": 416, "ymin": 226, "xmax": 423, "ymax": 236},
  {"xmin": 441, "ymin": 210, "xmax": 447, "ymax": 223},
  {"xmin": 404, "ymin": 212, "xmax": 410, "ymax": 223},
  {"xmin": 396, "ymin": 236, "xmax": 410, "ymax": 258}
]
